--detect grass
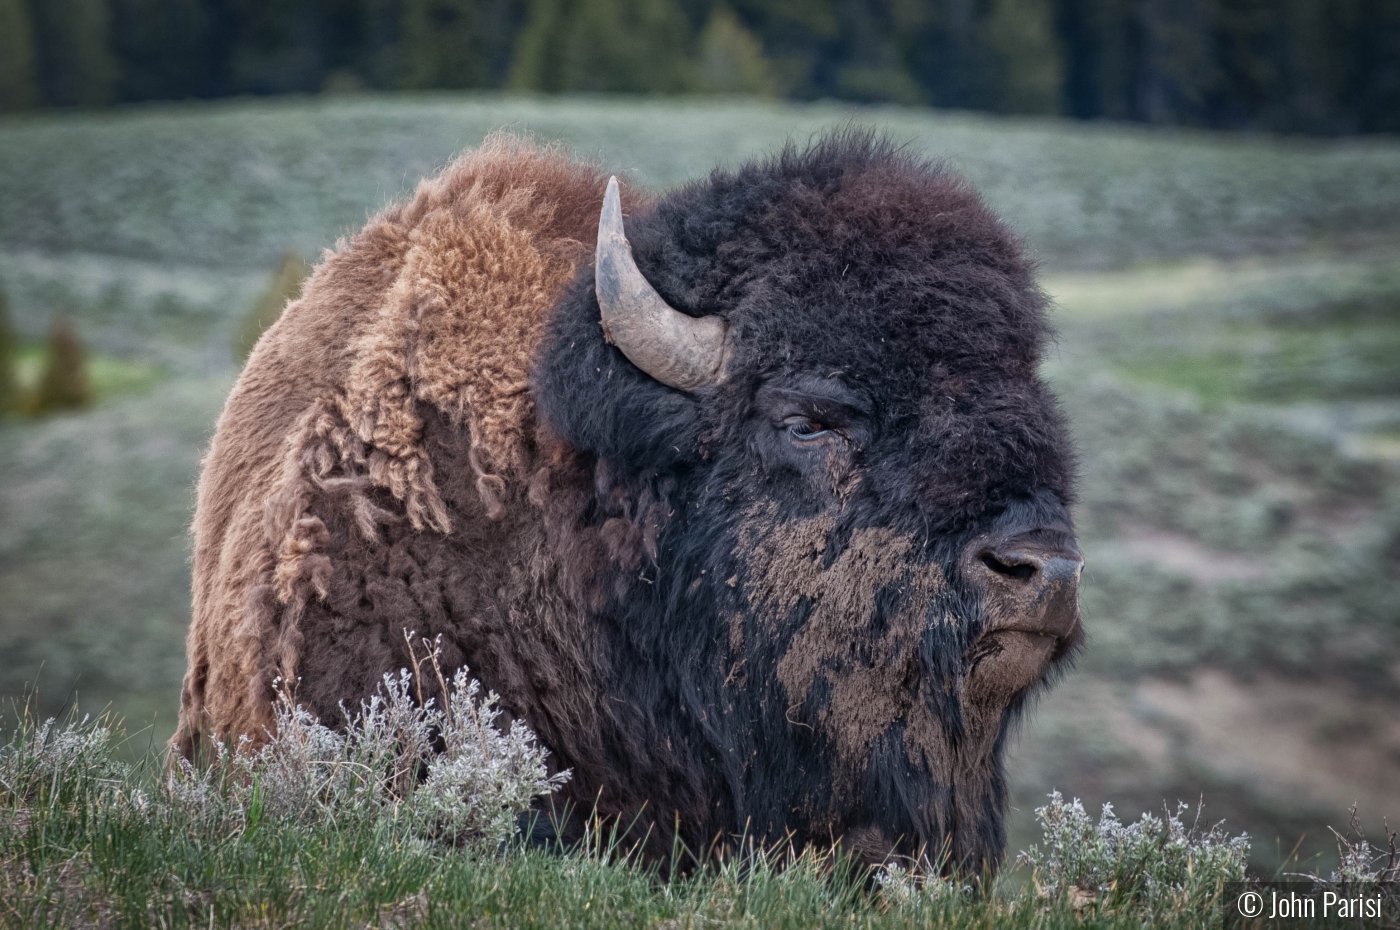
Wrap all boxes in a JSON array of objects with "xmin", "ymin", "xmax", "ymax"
[
  {"xmin": 0, "ymin": 832, "xmax": 1211, "ymax": 930},
  {"xmin": 1107, "ymin": 328, "xmax": 1400, "ymax": 405},
  {"xmin": 0, "ymin": 803, "xmax": 1052, "ymax": 929},
  {"xmin": 0, "ymin": 703, "xmax": 1262, "ymax": 930},
  {"xmin": 1047, "ymin": 250, "xmax": 1400, "ymax": 407},
  {"xmin": 1045, "ymin": 251, "xmax": 1400, "ymax": 321}
]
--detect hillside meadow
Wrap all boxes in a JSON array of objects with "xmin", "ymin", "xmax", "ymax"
[{"xmin": 1, "ymin": 94, "xmax": 1397, "ymax": 919}]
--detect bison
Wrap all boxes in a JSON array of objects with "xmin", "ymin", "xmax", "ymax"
[{"xmin": 174, "ymin": 129, "xmax": 1082, "ymax": 875}]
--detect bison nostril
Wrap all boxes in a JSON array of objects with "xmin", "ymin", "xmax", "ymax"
[
  {"xmin": 971, "ymin": 533, "xmax": 1083, "ymax": 642},
  {"xmin": 979, "ymin": 551, "xmax": 1037, "ymax": 581}
]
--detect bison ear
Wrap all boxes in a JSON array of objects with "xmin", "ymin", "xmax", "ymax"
[{"xmin": 595, "ymin": 176, "xmax": 729, "ymax": 392}]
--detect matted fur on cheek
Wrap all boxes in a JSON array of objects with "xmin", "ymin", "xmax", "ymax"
[{"xmin": 733, "ymin": 505, "xmax": 947, "ymax": 775}]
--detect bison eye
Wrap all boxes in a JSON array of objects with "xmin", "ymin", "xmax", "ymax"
[{"xmin": 783, "ymin": 416, "xmax": 834, "ymax": 443}]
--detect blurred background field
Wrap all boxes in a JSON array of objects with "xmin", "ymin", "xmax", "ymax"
[{"xmin": 0, "ymin": 94, "xmax": 1397, "ymax": 877}]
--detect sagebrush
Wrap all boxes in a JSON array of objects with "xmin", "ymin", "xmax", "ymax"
[
  {"xmin": 1017, "ymin": 791, "xmax": 1250, "ymax": 912},
  {"xmin": 170, "ymin": 636, "xmax": 568, "ymax": 847}
]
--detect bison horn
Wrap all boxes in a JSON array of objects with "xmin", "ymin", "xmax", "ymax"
[{"xmin": 595, "ymin": 176, "xmax": 728, "ymax": 392}]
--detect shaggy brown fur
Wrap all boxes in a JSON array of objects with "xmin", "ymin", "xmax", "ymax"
[{"xmin": 175, "ymin": 135, "xmax": 634, "ymax": 759}]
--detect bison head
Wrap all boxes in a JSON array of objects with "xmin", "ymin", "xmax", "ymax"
[{"xmin": 532, "ymin": 132, "xmax": 1080, "ymax": 875}]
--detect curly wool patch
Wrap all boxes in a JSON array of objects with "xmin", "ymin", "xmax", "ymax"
[
  {"xmin": 337, "ymin": 191, "xmax": 578, "ymax": 532},
  {"xmin": 176, "ymin": 135, "xmax": 623, "ymax": 756}
]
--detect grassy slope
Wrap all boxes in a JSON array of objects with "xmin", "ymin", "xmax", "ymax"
[
  {"xmin": 0, "ymin": 815, "xmax": 1223, "ymax": 930},
  {"xmin": 1, "ymin": 711, "xmax": 1251, "ymax": 930},
  {"xmin": 2, "ymin": 95, "xmax": 1399, "ymax": 275},
  {"xmin": 0, "ymin": 95, "xmax": 1397, "ymax": 890},
  {"xmin": 0, "ymin": 773, "xmax": 1214, "ymax": 930}
]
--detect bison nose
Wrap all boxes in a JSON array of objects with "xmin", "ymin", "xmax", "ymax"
[{"xmin": 970, "ymin": 533, "xmax": 1083, "ymax": 640}]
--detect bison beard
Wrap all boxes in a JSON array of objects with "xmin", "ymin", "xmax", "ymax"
[{"xmin": 174, "ymin": 129, "xmax": 1082, "ymax": 877}]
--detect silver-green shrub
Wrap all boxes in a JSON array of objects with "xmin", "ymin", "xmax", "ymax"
[
  {"xmin": 1292, "ymin": 806, "xmax": 1399, "ymax": 893},
  {"xmin": 4, "ymin": 652, "xmax": 567, "ymax": 852},
  {"xmin": 1017, "ymin": 791, "xmax": 1250, "ymax": 912},
  {"xmin": 0, "ymin": 712, "xmax": 127, "ymax": 805},
  {"xmin": 161, "ymin": 648, "xmax": 569, "ymax": 848},
  {"xmin": 874, "ymin": 862, "xmax": 970, "ymax": 907}
]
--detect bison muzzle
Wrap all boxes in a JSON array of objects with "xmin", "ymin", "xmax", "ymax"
[{"xmin": 174, "ymin": 129, "xmax": 1083, "ymax": 877}]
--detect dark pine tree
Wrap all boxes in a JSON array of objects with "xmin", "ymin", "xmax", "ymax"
[
  {"xmin": 1347, "ymin": 0, "xmax": 1400, "ymax": 133},
  {"xmin": 0, "ymin": 286, "xmax": 17, "ymax": 416},
  {"xmin": 32, "ymin": 0, "xmax": 120, "ymax": 106},
  {"xmin": 112, "ymin": 0, "xmax": 212, "ymax": 100},
  {"xmin": 0, "ymin": 0, "xmax": 42, "ymax": 110},
  {"xmin": 397, "ymin": 0, "xmax": 525, "ymax": 89},
  {"xmin": 34, "ymin": 319, "xmax": 92, "ymax": 413},
  {"xmin": 510, "ymin": 0, "xmax": 696, "ymax": 93},
  {"xmin": 234, "ymin": 252, "xmax": 309, "ymax": 364},
  {"xmin": 725, "ymin": 0, "xmax": 839, "ymax": 99}
]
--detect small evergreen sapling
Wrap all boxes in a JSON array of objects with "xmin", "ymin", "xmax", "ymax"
[
  {"xmin": 0, "ymin": 0, "xmax": 41, "ymax": 111},
  {"xmin": 0, "ymin": 285, "xmax": 17, "ymax": 415},
  {"xmin": 697, "ymin": 7, "xmax": 776, "ymax": 96},
  {"xmin": 32, "ymin": 317, "xmax": 91, "ymax": 413},
  {"xmin": 234, "ymin": 252, "xmax": 308, "ymax": 364}
]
